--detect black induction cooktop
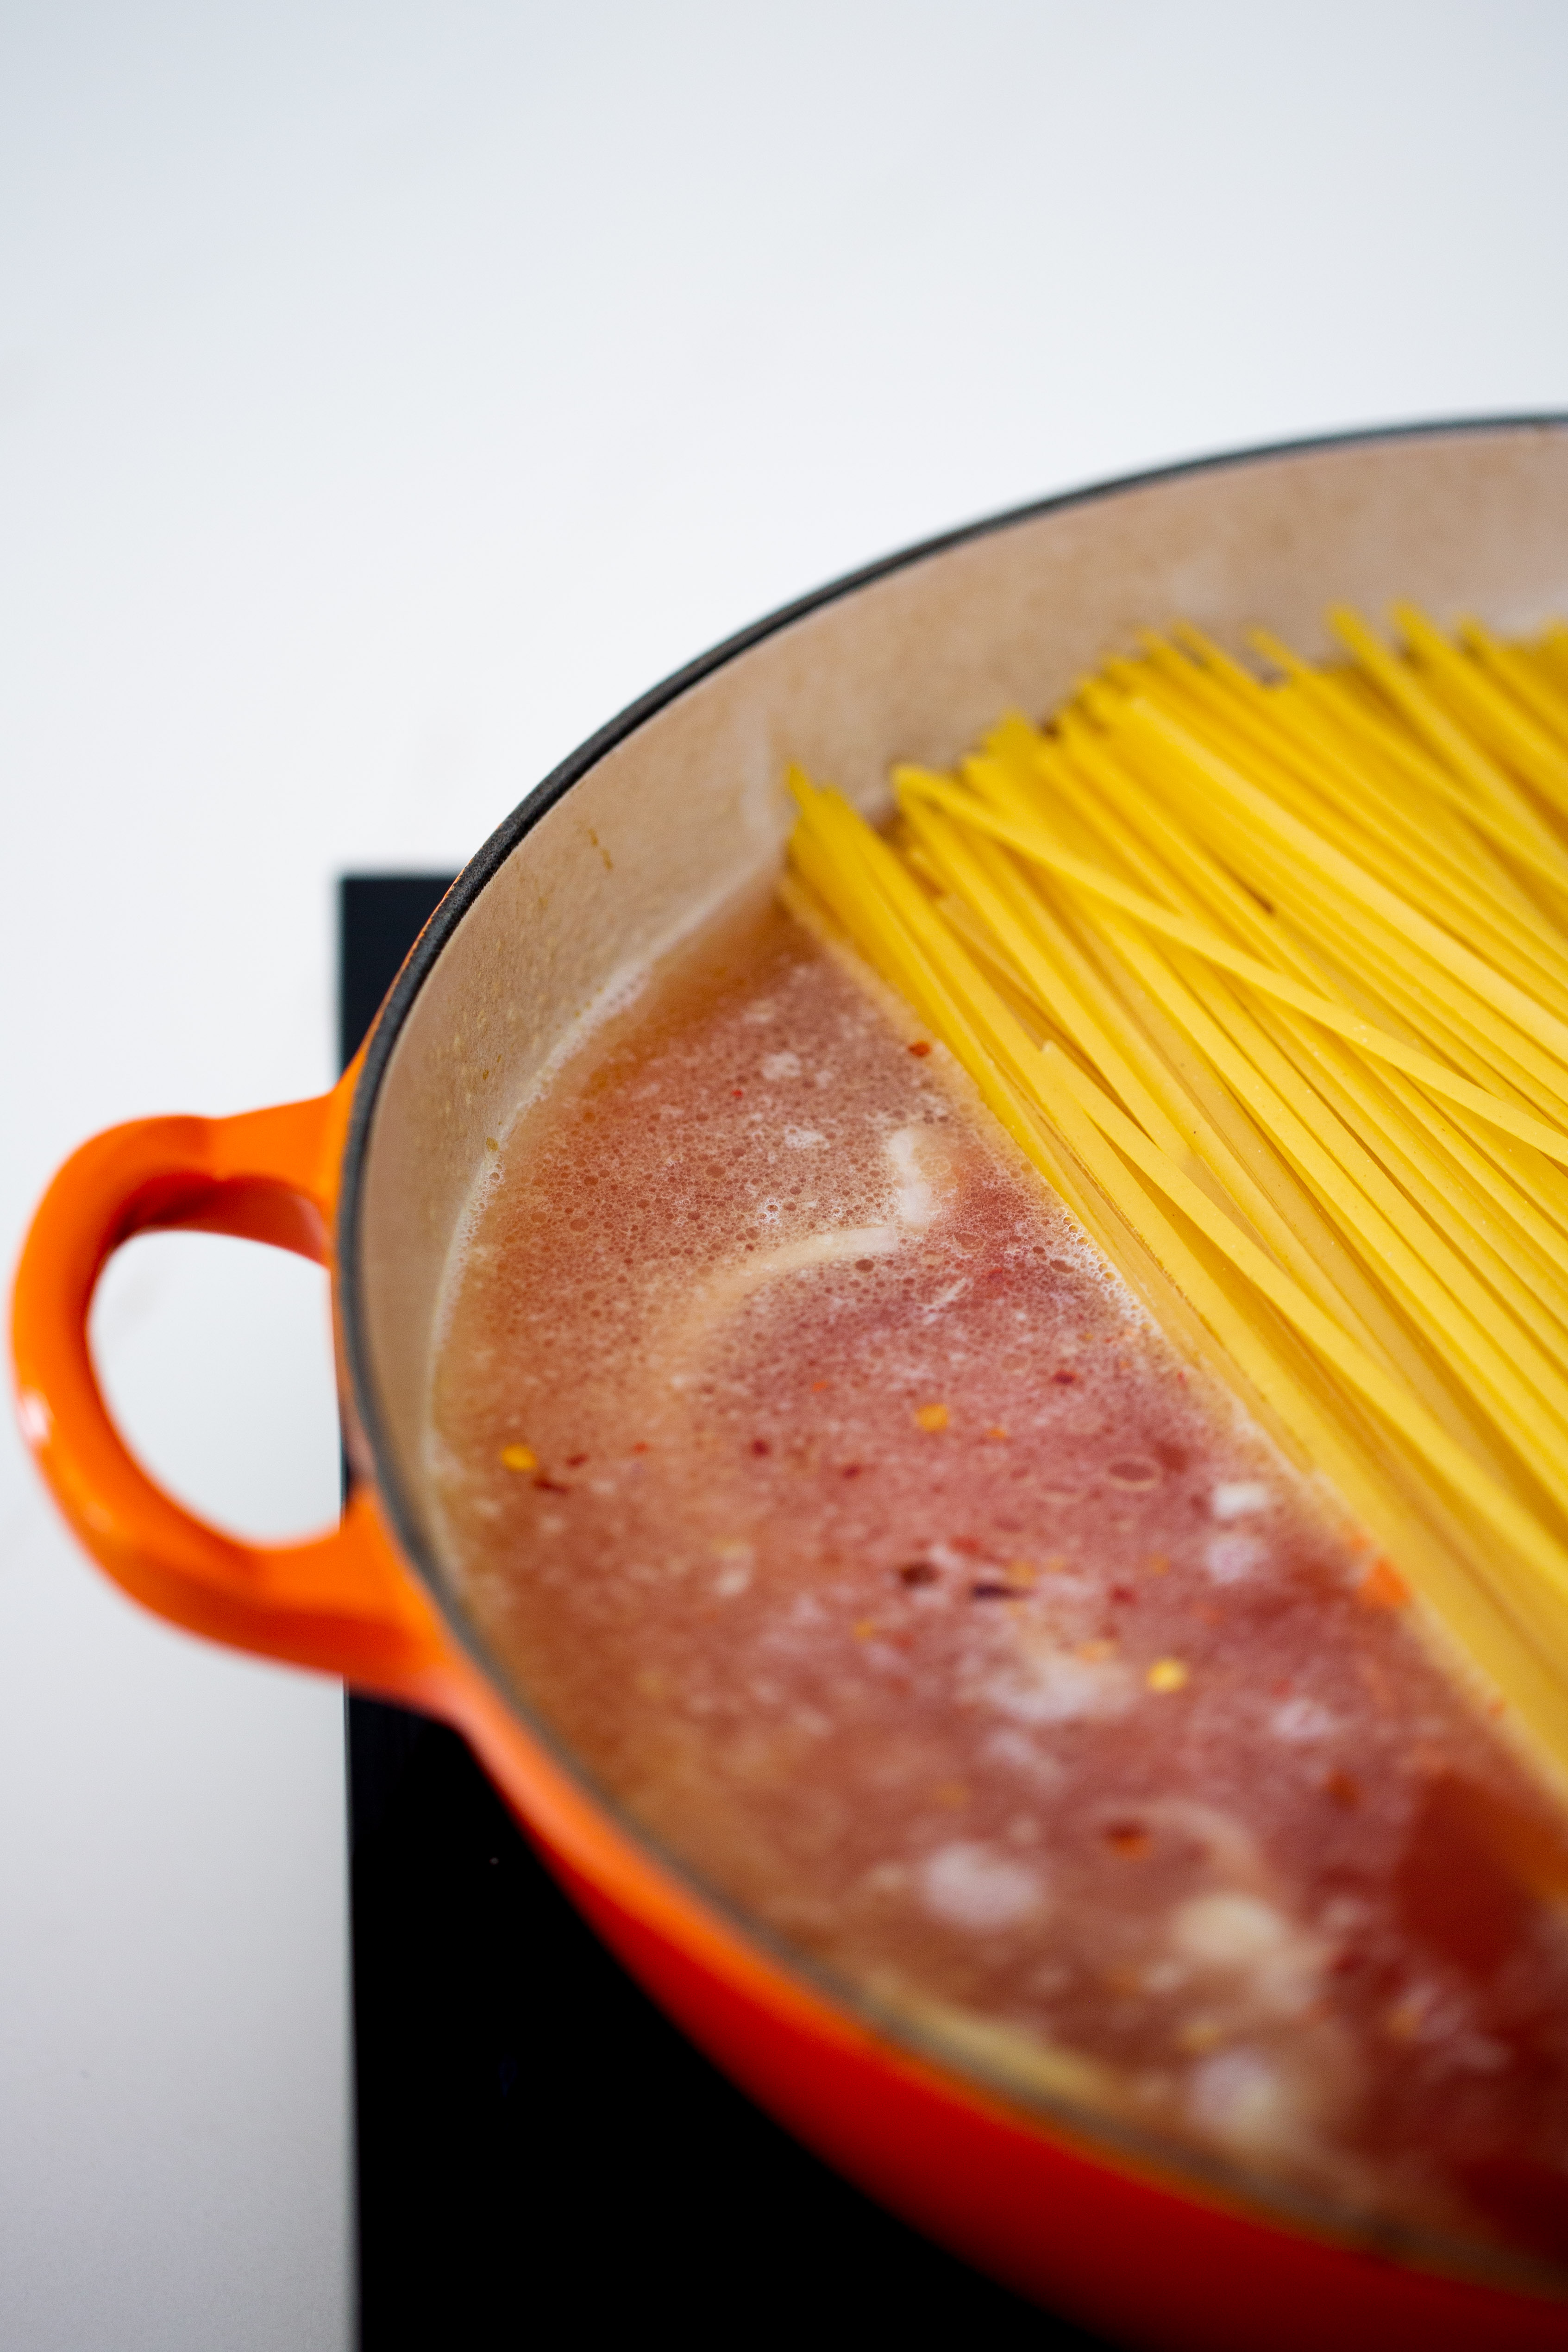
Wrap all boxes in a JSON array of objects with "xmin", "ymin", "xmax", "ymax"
[{"xmin": 339, "ymin": 874, "xmax": 1107, "ymax": 2351}]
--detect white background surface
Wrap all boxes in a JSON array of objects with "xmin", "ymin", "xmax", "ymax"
[{"xmin": 3, "ymin": 4, "xmax": 1567, "ymax": 2345}]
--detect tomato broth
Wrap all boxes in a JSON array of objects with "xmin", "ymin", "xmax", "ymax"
[{"xmin": 430, "ymin": 893, "xmax": 1568, "ymax": 2277}]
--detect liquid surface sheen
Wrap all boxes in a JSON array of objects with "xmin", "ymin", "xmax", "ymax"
[{"xmin": 431, "ymin": 896, "xmax": 1568, "ymax": 2277}]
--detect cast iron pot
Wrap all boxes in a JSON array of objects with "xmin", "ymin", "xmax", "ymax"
[{"xmin": 14, "ymin": 418, "xmax": 1568, "ymax": 2351}]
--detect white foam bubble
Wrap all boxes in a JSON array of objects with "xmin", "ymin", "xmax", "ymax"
[
  {"xmin": 1186, "ymin": 2047, "xmax": 1298, "ymax": 2154},
  {"xmin": 919, "ymin": 1842, "xmax": 1046, "ymax": 1932},
  {"xmin": 1172, "ymin": 1893, "xmax": 1291, "ymax": 1968},
  {"xmin": 984, "ymin": 1649, "xmax": 1134, "ymax": 1726},
  {"xmin": 1205, "ymin": 1533, "xmax": 1265, "ymax": 1584},
  {"xmin": 1270, "ymin": 1697, "xmax": 1337, "ymax": 1745},
  {"xmin": 1211, "ymin": 1480, "xmax": 1271, "ymax": 1521}
]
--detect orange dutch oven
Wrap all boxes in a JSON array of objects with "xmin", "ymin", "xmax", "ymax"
[{"xmin": 13, "ymin": 420, "xmax": 1568, "ymax": 2350}]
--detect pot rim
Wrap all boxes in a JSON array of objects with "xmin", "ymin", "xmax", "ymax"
[{"xmin": 333, "ymin": 409, "xmax": 1568, "ymax": 2292}]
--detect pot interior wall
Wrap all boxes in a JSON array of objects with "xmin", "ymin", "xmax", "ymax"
[{"xmin": 354, "ymin": 420, "xmax": 1568, "ymax": 1602}]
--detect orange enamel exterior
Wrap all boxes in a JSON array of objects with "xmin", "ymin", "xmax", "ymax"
[
  {"xmin": 14, "ymin": 424, "xmax": 1568, "ymax": 2348},
  {"xmin": 9, "ymin": 1074, "xmax": 437, "ymax": 1684}
]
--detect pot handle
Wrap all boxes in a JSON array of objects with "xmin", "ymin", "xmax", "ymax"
[{"xmin": 10, "ymin": 1078, "xmax": 445, "ymax": 1688}]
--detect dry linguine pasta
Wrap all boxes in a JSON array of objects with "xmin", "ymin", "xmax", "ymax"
[{"xmin": 785, "ymin": 609, "xmax": 1568, "ymax": 1784}]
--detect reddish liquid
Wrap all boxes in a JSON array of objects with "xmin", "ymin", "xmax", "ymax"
[{"xmin": 432, "ymin": 894, "xmax": 1568, "ymax": 2277}]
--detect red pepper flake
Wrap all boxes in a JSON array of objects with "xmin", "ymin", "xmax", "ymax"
[
  {"xmin": 1104, "ymin": 1821, "xmax": 1151, "ymax": 1858},
  {"xmin": 841, "ymin": 1463, "xmax": 864, "ymax": 1479},
  {"xmin": 811, "ymin": 1379, "xmax": 831, "ymax": 1391},
  {"xmin": 1051, "ymin": 1368, "xmax": 1078, "ymax": 1386},
  {"xmin": 731, "ymin": 1087, "xmax": 744, "ymax": 1098},
  {"xmin": 1357, "ymin": 1557, "xmax": 1411, "ymax": 1610},
  {"xmin": 1110, "ymin": 1582, "xmax": 1136, "ymax": 1606},
  {"xmin": 630, "ymin": 1441, "xmax": 650, "ymax": 1455},
  {"xmin": 898, "ymin": 1561, "xmax": 939, "ymax": 1587},
  {"xmin": 565, "ymin": 1453, "xmax": 588, "ymax": 1468},
  {"xmin": 908, "ymin": 1040, "xmax": 932, "ymax": 1057},
  {"xmin": 533, "ymin": 1476, "xmax": 570, "ymax": 1494},
  {"xmin": 750, "ymin": 1438, "xmax": 771, "ymax": 1457}
]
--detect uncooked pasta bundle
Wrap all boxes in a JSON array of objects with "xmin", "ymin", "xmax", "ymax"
[{"xmin": 786, "ymin": 610, "xmax": 1568, "ymax": 1780}]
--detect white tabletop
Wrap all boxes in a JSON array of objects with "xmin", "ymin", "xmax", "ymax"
[{"xmin": 4, "ymin": 5, "xmax": 1566, "ymax": 2344}]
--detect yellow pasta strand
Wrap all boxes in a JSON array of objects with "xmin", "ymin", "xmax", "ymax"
[{"xmin": 785, "ymin": 606, "xmax": 1568, "ymax": 1784}]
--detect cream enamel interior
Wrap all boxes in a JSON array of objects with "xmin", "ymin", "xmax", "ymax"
[{"xmin": 353, "ymin": 422, "xmax": 1568, "ymax": 1597}]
